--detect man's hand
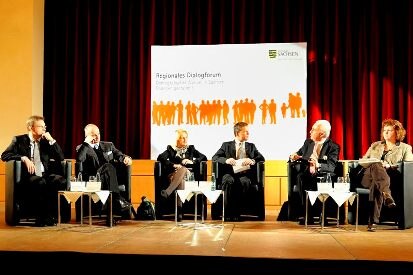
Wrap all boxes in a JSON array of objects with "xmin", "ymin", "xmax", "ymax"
[
  {"xmin": 21, "ymin": 156, "xmax": 36, "ymax": 174},
  {"xmin": 289, "ymin": 153, "xmax": 301, "ymax": 161},
  {"xmin": 123, "ymin": 156, "xmax": 132, "ymax": 166},
  {"xmin": 240, "ymin": 158, "xmax": 255, "ymax": 166},
  {"xmin": 42, "ymin": 132, "xmax": 55, "ymax": 142},
  {"xmin": 226, "ymin": 158, "xmax": 237, "ymax": 166},
  {"xmin": 84, "ymin": 135, "xmax": 96, "ymax": 144},
  {"xmin": 308, "ymin": 158, "xmax": 317, "ymax": 174}
]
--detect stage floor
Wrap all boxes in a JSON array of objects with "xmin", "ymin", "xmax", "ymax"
[{"xmin": 1, "ymin": 203, "xmax": 413, "ymax": 272}]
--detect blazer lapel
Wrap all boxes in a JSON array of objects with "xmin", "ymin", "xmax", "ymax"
[
  {"xmin": 231, "ymin": 141, "xmax": 236, "ymax": 158},
  {"xmin": 22, "ymin": 135, "xmax": 32, "ymax": 158},
  {"xmin": 245, "ymin": 142, "xmax": 250, "ymax": 158},
  {"xmin": 319, "ymin": 139, "xmax": 330, "ymax": 158}
]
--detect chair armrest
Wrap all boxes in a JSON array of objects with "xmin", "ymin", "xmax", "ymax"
[
  {"xmin": 256, "ymin": 161, "xmax": 265, "ymax": 187},
  {"xmin": 154, "ymin": 161, "xmax": 162, "ymax": 177},
  {"xmin": 5, "ymin": 160, "xmax": 22, "ymax": 184}
]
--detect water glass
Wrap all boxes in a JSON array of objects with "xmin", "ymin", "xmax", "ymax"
[{"xmin": 184, "ymin": 170, "xmax": 194, "ymax": 182}]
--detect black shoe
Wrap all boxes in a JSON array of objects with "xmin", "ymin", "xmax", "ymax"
[
  {"xmin": 160, "ymin": 190, "xmax": 168, "ymax": 199},
  {"xmin": 117, "ymin": 199, "xmax": 132, "ymax": 211},
  {"xmin": 367, "ymin": 222, "xmax": 377, "ymax": 232}
]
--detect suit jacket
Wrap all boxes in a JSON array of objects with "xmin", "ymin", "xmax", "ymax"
[
  {"xmin": 295, "ymin": 138, "xmax": 340, "ymax": 174},
  {"xmin": 363, "ymin": 141, "xmax": 413, "ymax": 165},
  {"xmin": 212, "ymin": 140, "xmax": 265, "ymax": 175},
  {"xmin": 1, "ymin": 134, "xmax": 64, "ymax": 175},
  {"xmin": 76, "ymin": 141, "xmax": 128, "ymax": 178},
  {"xmin": 157, "ymin": 145, "xmax": 207, "ymax": 175}
]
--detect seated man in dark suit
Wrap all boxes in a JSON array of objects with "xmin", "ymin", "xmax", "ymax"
[
  {"xmin": 289, "ymin": 119, "xmax": 340, "ymax": 224},
  {"xmin": 212, "ymin": 121, "xmax": 265, "ymax": 221},
  {"xmin": 1, "ymin": 115, "xmax": 67, "ymax": 226},
  {"xmin": 76, "ymin": 123, "xmax": 132, "ymax": 213}
]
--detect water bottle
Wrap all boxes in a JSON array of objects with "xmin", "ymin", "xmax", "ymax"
[
  {"xmin": 211, "ymin": 172, "xmax": 216, "ymax": 191},
  {"xmin": 344, "ymin": 173, "xmax": 350, "ymax": 192},
  {"xmin": 95, "ymin": 172, "xmax": 102, "ymax": 191},
  {"xmin": 325, "ymin": 173, "xmax": 332, "ymax": 191},
  {"xmin": 77, "ymin": 172, "xmax": 83, "ymax": 182},
  {"xmin": 344, "ymin": 173, "xmax": 350, "ymax": 184}
]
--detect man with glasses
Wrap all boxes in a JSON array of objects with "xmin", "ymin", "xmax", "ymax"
[{"xmin": 1, "ymin": 115, "xmax": 68, "ymax": 226}]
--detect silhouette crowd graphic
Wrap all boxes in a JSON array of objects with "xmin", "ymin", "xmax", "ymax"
[{"xmin": 152, "ymin": 93, "xmax": 304, "ymax": 126}]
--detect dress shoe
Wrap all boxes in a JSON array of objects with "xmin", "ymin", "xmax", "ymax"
[
  {"xmin": 160, "ymin": 190, "xmax": 168, "ymax": 199},
  {"xmin": 367, "ymin": 222, "xmax": 377, "ymax": 232},
  {"xmin": 117, "ymin": 199, "xmax": 132, "ymax": 211},
  {"xmin": 383, "ymin": 192, "xmax": 396, "ymax": 208}
]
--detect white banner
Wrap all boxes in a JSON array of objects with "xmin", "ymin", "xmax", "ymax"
[{"xmin": 151, "ymin": 43, "xmax": 307, "ymax": 160}]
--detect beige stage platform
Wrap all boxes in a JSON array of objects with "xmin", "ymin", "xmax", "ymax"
[{"xmin": 1, "ymin": 203, "xmax": 412, "ymax": 272}]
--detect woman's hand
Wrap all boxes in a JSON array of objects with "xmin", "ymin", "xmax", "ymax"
[
  {"xmin": 181, "ymin": 159, "xmax": 193, "ymax": 165},
  {"xmin": 173, "ymin": 164, "xmax": 183, "ymax": 170}
]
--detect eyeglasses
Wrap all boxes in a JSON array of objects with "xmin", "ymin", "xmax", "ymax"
[{"xmin": 34, "ymin": 125, "xmax": 46, "ymax": 129}]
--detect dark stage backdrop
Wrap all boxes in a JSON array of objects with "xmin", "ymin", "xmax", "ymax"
[{"xmin": 43, "ymin": 0, "xmax": 413, "ymax": 160}]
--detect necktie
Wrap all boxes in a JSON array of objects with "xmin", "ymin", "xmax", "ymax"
[
  {"xmin": 94, "ymin": 146, "xmax": 106, "ymax": 165},
  {"xmin": 310, "ymin": 143, "xmax": 321, "ymax": 160},
  {"xmin": 33, "ymin": 141, "xmax": 42, "ymax": 176},
  {"xmin": 316, "ymin": 143, "xmax": 322, "ymax": 156},
  {"xmin": 237, "ymin": 142, "xmax": 246, "ymax": 159}
]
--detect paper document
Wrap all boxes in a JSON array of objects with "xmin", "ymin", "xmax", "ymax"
[
  {"xmin": 233, "ymin": 159, "xmax": 251, "ymax": 173},
  {"xmin": 358, "ymin": 158, "xmax": 381, "ymax": 168}
]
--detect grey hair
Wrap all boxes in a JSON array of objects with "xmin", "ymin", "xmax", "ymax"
[
  {"xmin": 84, "ymin": 124, "xmax": 99, "ymax": 137},
  {"xmin": 26, "ymin": 115, "xmax": 44, "ymax": 131},
  {"xmin": 314, "ymin": 120, "xmax": 331, "ymax": 137}
]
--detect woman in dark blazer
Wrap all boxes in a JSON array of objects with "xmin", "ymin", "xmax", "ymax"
[{"xmin": 157, "ymin": 129, "xmax": 207, "ymax": 199}]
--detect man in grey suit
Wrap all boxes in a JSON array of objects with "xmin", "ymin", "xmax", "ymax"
[
  {"xmin": 76, "ymin": 124, "xmax": 132, "ymax": 212},
  {"xmin": 1, "ymin": 115, "xmax": 68, "ymax": 226},
  {"xmin": 212, "ymin": 121, "xmax": 265, "ymax": 221}
]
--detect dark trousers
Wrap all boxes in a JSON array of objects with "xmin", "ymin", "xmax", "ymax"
[
  {"xmin": 361, "ymin": 163, "xmax": 391, "ymax": 223},
  {"xmin": 222, "ymin": 172, "xmax": 251, "ymax": 218},
  {"xmin": 24, "ymin": 174, "xmax": 67, "ymax": 220},
  {"xmin": 290, "ymin": 162, "xmax": 321, "ymax": 220},
  {"xmin": 98, "ymin": 163, "xmax": 121, "ymax": 199}
]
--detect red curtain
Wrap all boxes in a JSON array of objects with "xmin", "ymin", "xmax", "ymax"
[{"xmin": 43, "ymin": 0, "xmax": 413, "ymax": 160}]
